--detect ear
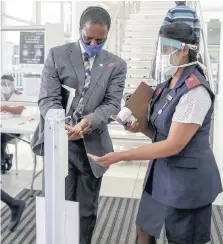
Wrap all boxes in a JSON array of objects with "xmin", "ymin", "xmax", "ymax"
[{"xmin": 182, "ymin": 45, "xmax": 189, "ymax": 56}]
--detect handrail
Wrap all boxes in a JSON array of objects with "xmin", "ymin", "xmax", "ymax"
[
  {"xmin": 104, "ymin": 2, "xmax": 121, "ymax": 51},
  {"xmin": 188, "ymin": 2, "xmax": 215, "ymax": 149},
  {"xmin": 188, "ymin": 1, "xmax": 216, "ymax": 94},
  {"xmin": 197, "ymin": 2, "xmax": 216, "ymax": 93},
  {"xmin": 104, "ymin": 1, "xmax": 140, "ymax": 55}
]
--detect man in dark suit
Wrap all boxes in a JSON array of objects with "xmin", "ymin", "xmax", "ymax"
[{"xmin": 31, "ymin": 6, "xmax": 127, "ymax": 244}]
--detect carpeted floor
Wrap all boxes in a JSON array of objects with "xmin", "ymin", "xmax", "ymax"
[{"xmin": 1, "ymin": 189, "xmax": 223, "ymax": 244}]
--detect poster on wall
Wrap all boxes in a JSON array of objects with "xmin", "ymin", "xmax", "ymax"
[{"xmin": 20, "ymin": 32, "xmax": 45, "ymax": 64}]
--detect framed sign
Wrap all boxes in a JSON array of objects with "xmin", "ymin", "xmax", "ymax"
[{"xmin": 20, "ymin": 32, "xmax": 45, "ymax": 64}]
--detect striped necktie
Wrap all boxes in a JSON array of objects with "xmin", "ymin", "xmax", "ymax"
[{"xmin": 73, "ymin": 52, "xmax": 91, "ymax": 122}]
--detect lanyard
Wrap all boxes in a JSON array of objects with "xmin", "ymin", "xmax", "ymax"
[{"xmin": 158, "ymin": 93, "xmax": 173, "ymax": 115}]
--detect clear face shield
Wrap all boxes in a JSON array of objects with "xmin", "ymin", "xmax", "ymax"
[
  {"xmin": 0, "ymin": 79, "xmax": 15, "ymax": 101},
  {"xmin": 150, "ymin": 37, "xmax": 205, "ymax": 85}
]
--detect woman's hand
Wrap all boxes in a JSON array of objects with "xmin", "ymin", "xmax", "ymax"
[
  {"xmin": 127, "ymin": 119, "xmax": 140, "ymax": 133},
  {"xmin": 87, "ymin": 152, "xmax": 122, "ymax": 167}
]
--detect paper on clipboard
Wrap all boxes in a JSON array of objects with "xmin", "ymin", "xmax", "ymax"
[
  {"xmin": 110, "ymin": 107, "xmax": 137, "ymax": 128},
  {"xmin": 125, "ymin": 82, "xmax": 154, "ymax": 137},
  {"xmin": 62, "ymin": 85, "xmax": 76, "ymax": 115}
]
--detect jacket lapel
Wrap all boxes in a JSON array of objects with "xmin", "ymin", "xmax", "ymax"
[
  {"xmin": 68, "ymin": 42, "xmax": 85, "ymax": 94},
  {"xmin": 175, "ymin": 65, "xmax": 196, "ymax": 89},
  {"xmin": 82, "ymin": 49, "xmax": 108, "ymax": 108},
  {"xmin": 152, "ymin": 66, "xmax": 196, "ymax": 122},
  {"xmin": 150, "ymin": 81, "xmax": 169, "ymax": 110}
]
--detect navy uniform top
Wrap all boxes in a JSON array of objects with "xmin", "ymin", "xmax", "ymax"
[{"xmin": 144, "ymin": 65, "xmax": 222, "ymax": 209}]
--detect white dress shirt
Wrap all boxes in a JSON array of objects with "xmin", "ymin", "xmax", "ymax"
[{"xmin": 79, "ymin": 40, "xmax": 95, "ymax": 69}]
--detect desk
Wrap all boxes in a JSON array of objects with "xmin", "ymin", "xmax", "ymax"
[
  {"xmin": 1, "ymin": 115, "xmax": 39, "ymax": 134},
  {"xmin": 0, "ymin": 114, "xmax": 41, "ymax": 196},
  {"xmin": 1, "ymin": 94, "xmax": 38, "ymax": 107}
]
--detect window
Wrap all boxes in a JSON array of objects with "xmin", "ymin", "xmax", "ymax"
[
  {"xmin": 41, "ymin": 2, "xmax": 61, "ymax": 25},
  {"xmin": 64, "ymin": 1, "xmax": 72, "ymax": 36},
  {"xmin": 1, "ymin": 31, "xmax": 22, "ymax": 89},
  {"xmin": 3, "ymin": 1, "xmax": 34, "ymax": 26},
  {"xmin": 2, "ymin": 31, "xmax": 20, "ymax": 73},
  {"xmin": 207, "ymin": 19, "xmax": 221, "ymax": 45},
  {"xmin": 207, "ymin": 19, "xmax": 220, "ymax": 94}
]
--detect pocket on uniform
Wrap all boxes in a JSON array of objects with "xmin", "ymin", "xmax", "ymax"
[{"xmin": 168, "ymin": 156, "xmax": 199, "ymax": 169}]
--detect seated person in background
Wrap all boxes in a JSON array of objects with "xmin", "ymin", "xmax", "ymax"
[
  {"xmin": 1, "ymin": 189, "xmax": 26, "ymax": 231},
  {"xmin": 0, "ymin": 75, "xmax": 23, "ymax": 101},
  {"xmin": 0, "ymin": 75, "xmax": 25, "ymax": 173},
  {"xmin": 163, "ymin": 1, "xmax": 200, "ymax": 44}
]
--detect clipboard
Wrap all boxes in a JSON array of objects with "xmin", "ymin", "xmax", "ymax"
[
  {"xmin": 61, "ymin": 85, "xmax": 76, "ymax": 116},
  {"xmin": 125, "ymin": 82, "xmax": 154, "ymax": 137}
]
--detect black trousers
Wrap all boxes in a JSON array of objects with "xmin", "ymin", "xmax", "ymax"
[
  {"xmin": 65, "ymin": 139, "xmax": 102, "ymax": 244},
  {"xmin": 1, "ymin": 189, "xmax": 17, "ymax": 208},
  {"xmin": 1, "ymin": 133, "xmax": 19, "ymax": 160}
]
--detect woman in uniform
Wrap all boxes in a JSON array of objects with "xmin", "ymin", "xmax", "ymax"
[{"xmin": 88, "ymin": 23, "xmax": 222, "ymax": 244}]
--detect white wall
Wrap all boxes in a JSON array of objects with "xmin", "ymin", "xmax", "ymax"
[
  {"xmin": 201, "ymin": 1, "xmax": 223, "ymax": 11},
  {"xmin": 45, "ymin": 23, "xmax": 64, "ymax": 54}
]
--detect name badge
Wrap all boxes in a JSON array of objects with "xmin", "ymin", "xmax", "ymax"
[
  {"xmin": 166, "ymin": 94, "xmax": 173, "ymax": 102},
  {"xmin": 158, "ymin": 109, "xmax": 162, "ymax": 115},
  {"xmin": 157, "ymin": 94, "xmax": 173, "ymax": 116}
]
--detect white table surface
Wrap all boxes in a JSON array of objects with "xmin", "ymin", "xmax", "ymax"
[
  {"xmin": 0, "ymin": 115, "xmax": 39, "ymax": 134},
  {"xmin": 1, "ymin": 94, "xmax": 38, "ymax": 106}
]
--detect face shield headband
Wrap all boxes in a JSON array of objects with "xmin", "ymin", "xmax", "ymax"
[{"xmin": 151, "ymin": 37, "xmax": 206, "ymax": 84}]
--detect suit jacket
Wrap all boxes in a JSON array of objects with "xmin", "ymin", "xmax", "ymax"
[{"xmin": 31, "ymin": 42, "xmax": 127, "ymax": 178}]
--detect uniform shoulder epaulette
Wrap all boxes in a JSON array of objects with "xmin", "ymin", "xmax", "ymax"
[
  {"xmin": 185, "ymin": 74, "xmax": 201, "ymax": 89},
  {"xmin": 155, "ymin": 88, "xmax": 161, "ymax": 96}
]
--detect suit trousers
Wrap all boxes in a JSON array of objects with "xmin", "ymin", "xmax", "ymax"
[{"xmin": 65, "ymin": 139, "xmax": 102, "ymax": 244}]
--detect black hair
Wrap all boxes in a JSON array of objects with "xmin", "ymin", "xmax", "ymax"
[
  {"xmin": 160, "ymin": 23, "xmax": 205, "ymax": 76},
  {"xmin": 159, "ymin": 22, "xmax": 197, "ymax": 45},
  {"xmin": 175, "ymin": 1, "xmax": 186, "ymax": 5},
  {"xmin": 80, "ymin": 6, "xmax": 111, "ymax": 31},
  {"xmin": 189, "ymin": 50, "xmax": 206, "ymax": 76},
  {"xmin": 1, "ymin": 75, "xmax": 14, "ymax": 82}
]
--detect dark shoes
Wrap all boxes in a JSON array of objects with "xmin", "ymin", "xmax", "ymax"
[
  {"xmin": 8, "ymin": 200, "xmax": 26, "ymax": 231},
  {"xmin": 7, "ymin": 154, "xmax": 13, "ymax": 171},
  {"xmin": 1, "ymin": 154, "xmax": 13, "ymax": 174}
]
